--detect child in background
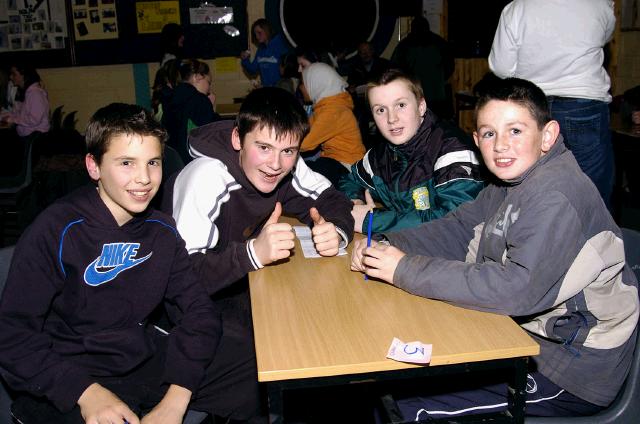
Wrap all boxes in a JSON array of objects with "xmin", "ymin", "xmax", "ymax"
[
  {"xmin": 300, "ymin": 62, "xmax": 366, "ymax": 186},
  {"xmin": 161, "ymin": 58, "xmax": 220, "ymax": 164},
  {"xmin": 0, "ymin": 104, "xmax": 253, "ymax": 424},
  {"xmin": 351, "ymin": 78, "xmax": 639, "ymax": 419},
  {"xmin": 339, "ymin": 69, "xmax": 483, "ymax": 233}
]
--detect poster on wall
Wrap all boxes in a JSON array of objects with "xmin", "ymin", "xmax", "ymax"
[
  {"xmin": 0, "ymin": 0, "xmax": 67, "ymax": 52},
  {"xmin": 72, "ymin": 0, "xmax": 118, "ymax": 41},
  {"xmin": 136, "ymin": 1, "xmax": 180, "ymax": 34}
]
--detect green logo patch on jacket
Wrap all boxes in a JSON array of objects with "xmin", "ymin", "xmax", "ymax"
[{"xmin": 412, "ymin": 187, "xmax": 430, "ymax": 210}]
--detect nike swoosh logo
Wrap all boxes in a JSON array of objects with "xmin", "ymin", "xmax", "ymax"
[{"xmin": 84, "ymin": 252, "xmax": 152, "ymax": 286}]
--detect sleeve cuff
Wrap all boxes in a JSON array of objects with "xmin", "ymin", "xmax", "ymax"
[
  {"xmin": 336, "ymin": 227, "xmax": 349, "ymax": 249},
  {"xmin": 247, "ymin": 239, "xmax": 264, "ymax": 269}
]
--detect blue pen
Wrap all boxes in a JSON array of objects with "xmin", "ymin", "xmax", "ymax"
[{"xmin": 365, "ymin": 209, "xmax": 373, "ymax": 280}]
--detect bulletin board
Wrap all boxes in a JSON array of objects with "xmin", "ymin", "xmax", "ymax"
[
  {"xmin": 0, "ymin": 0, "xmax": 248, "ymax": 68},
  {"xmin": 73, "ymin": 0, "xmax": 248, "ymax": 65}
]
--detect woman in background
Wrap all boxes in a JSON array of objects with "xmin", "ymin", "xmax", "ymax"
[
  {"xmin": 160, "ymin": 23, "xmax": 184, "ymax": 66},
  {"xmin": 300, "ymin": 62, "xmax": 365, "ymax": 186},
  {"xmin": 240, "ymin": 18, "xmax": 289, "ymax": 87},
  {"xmin": 151, "ymin": 59, "xmax": 180, "ymax": 122},
  {"xmin": 0, "ymin": 63, "xmax": 50, "ymax": 138},
  {"xmin": 161, "ymin": 59, "xmax": 220, "ymax": 163}
]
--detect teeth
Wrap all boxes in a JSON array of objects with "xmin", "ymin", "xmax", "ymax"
[{"xmin": 496, "ymin": 159, "xmax": 511, "ymax": 163}]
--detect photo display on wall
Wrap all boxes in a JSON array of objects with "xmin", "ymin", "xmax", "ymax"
[
  {"xmin": 72, "ymin": 0, "xmax": 118, "ymax": 41},
  {"xmin": 0, "ymin": 0, "xmax": 67, "ymax": 52}
]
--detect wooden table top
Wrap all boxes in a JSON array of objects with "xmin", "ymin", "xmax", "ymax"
[{"xmin": 249, "ymin": 227, "xmax": 539, "ymax": 383}]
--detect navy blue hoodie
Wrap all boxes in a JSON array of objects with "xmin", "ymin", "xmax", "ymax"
[{"xmin": 0, "ymin": 184, "xmax": 220, "ymax": 411}]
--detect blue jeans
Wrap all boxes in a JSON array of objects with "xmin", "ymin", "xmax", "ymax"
[{"xmin": 548, "ymin": 97, "xmax": 614, "ymax": 209}]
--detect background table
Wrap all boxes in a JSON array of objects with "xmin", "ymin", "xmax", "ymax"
[{"xmin": 249, "ymin": 227, "xmax": 539, "ymax": 423}]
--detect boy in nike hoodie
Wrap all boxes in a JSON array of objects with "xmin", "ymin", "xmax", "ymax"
[{"xmin": 0, "ymin": 104, "xmax": 247, "ymax": 423}]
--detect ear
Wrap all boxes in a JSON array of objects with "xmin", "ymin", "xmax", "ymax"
[
  {"xmin": 231, "ymin": 127, "xmax": 242, "ymax": 151},
  {"xmin": 418, "ymin": 98, "xmax": 427, "ymax": 116},
  {"xmin": 472, "ymin": 131, "xmax": 480, "ymax": 149},
  {"xmin": 541, "ymin": 120, "xmax": 560, "ymax": 153},
  {"xmin": 85, "ymin": 153, "xmax": 100, "ymax": 181}
]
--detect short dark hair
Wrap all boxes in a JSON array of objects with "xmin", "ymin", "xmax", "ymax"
[
  {"xmin": 86, "ymin": 103, "xmax": 167, "ymax": 164},
  {"xmin": 474, "ymin": 78, "xmax": 551, "ymax": 129},
  {"xmin": 234, "ymin": 87, "xmax": 309, "ymax": 146},
  {"xmin": 367, "ymin": 69, "xmax": 424, "ymax": 103}
]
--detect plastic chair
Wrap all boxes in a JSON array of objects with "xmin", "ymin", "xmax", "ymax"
[
  {"xmin": 0, "ymin": 136, "xmax": 35, "ymax": 246},
  {"xmin": 0, "ymin": 245, "xmax": 15, "ymax": 423},
  {"xmin": 526, "ymin": 228, "xmax": 640, "ymax": 423}
]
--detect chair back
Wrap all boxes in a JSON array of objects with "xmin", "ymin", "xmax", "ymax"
[
  {"xmin": 622, "ymin": 228, "xmax": 640, "ymax": 281},
  {"xmin": 0, "ymin": 245, "xmax": 14, "ymax": 423},
  {"xmin": 0, "ymin": 137, "xmax": 35, "ymax": 194},
  {"xmin": 525, "ymin": 228, "xmax": 640, "ymax": 423},
  {"xmin": 0, "ymin": 245, "xmax": 15, "ymax": 297},
  {"xmin": 163, "ymin": 145, "xmax": 185, "ymax": 182}
]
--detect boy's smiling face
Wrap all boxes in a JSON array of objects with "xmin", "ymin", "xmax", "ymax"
[
  {"xmin": 474, "ymin": 100, "xmax": 558, "ymax": 181},
  {"xmin": 368, "ymin": 79, "xmax": 427, "ymax": 146},
  {"xmin": 232, "ymin": 125, "xmax": 300, "ymax": 193},
  {"xmin": 86, "ymin": 134, "xmax": 163, "ymax": 226}
]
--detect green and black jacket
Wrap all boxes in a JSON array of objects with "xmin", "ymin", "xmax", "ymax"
[{"xmin": 339, "ymin": 110, "xmax": 484, "ymax": 233}]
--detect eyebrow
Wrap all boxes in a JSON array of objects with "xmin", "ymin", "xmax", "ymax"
[
  {"xmin": 371, "ymin": 96, "xmax": 410, "ymax": 107},
  {"xmin": 255, "ymin": 140, "xmax": 300, "ymax": 150}
]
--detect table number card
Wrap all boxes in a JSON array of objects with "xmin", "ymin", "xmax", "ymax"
[{"xmin": 386, "ymin": 337, "xmax": 432, "ymax": 364}]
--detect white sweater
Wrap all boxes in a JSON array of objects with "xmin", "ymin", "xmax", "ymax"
[{"xmin": 489, "ymin": 0, "xmax": 615, "ymax": 102}]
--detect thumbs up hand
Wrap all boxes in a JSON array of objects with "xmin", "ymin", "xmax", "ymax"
[
  {"xmin": 310, "ymin": 207, "xmax": 340, "ymax": 257},
  {"xmin": 253, "ymin": 202, "xmax": 295, "ymax": 265}
]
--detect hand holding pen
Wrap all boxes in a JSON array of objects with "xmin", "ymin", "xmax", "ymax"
[{"xmin": 365, "ymin": 209, "xmax": 373, "ymax": 280}]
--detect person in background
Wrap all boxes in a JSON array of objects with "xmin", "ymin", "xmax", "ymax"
[
  {"xmin": 351, "ymin": 77, "xmax": 638, "ymax": 421},
  {"xmin": 161, "ymin": 58, "xmax": 220, "ymax": 164},
  {"xmin": 275, "ymin": 52, "xmax": 301, "ymax": 96},
  {"xmin": 347, "ymin": 41, "xmax": 392, "ymax": 94},
  {"xmin": 391, "ymin": 16, "xmax": 455, "ymax": 120},
  {"xmin": 160, "ymin": 22, "xmax": 184, "ymax": 66},
  {"xmin": 339, "ymin": 69, "xmax": 483, "ymax": 234},
  {"xmin": 0, "ymin": 63, "xmax": 50, "ymax": 138},
  {"xmin": 300, "ymin": 62, "xmax": 366, "ymax": 186},
  {"xmin": 240, "ymin": 18, "xmax": 290, "ymax": 87},
  {"xmin": 0, "ymin": 67, "xmax": 10, "ymax": 112},
  {"xmin": 489, "ymin": 0, "xmax": 615, "ymax": 209},
  {"xmin": 295, "ymin": 46, "xmax": 322, "ymax": 74},
  {"xmin": 347, "ymin": 41, "xmax": 392, "ymax": 147},
  {"xmin": 621, "ymin": 85, "xmax": 640, "ymax": 125},
  {"xmin": 151, "ymin": 59, "xmax": 180, "ymax": 122}
]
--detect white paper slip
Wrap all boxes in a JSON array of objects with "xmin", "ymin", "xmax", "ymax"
[
  {"xmin": 293, "ymin": 225, "xmax": 347, "ymax": 258},
  {"xmin": 386, "ymin": 337, "xmax": 432, "ymax": 364}
]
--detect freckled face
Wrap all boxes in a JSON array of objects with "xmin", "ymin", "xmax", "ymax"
[
  {"xmin": 232, "ymin": 126, "xmax": 300, "ymax": 193},
  {"xmin": 473, "ymin": 100, "xmax": 557, "ymax": 181},
  {"xmin": 368, "ymin": 79, "xmax": 426, "ymax": 146}
]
